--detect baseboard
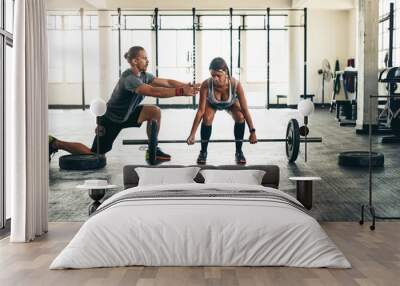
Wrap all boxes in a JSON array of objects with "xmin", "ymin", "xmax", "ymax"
[
  {"xmin": 48, "ymin": 104, "xmax": 277, "ymax": 110},
  {"xmin": 49, "ymin": 105, "xmax": 89, "ymax": 110},
  {"xmin": 287, "ymin": 103, "xmax": 330, "ymax": 109},
  {"xmin": 339, "ymin": 119, "xmax": 357, "ymax": 127},
  {"xmin": 157, "ymin": 104, "xmax": 198, "ymax": 109},
  {"xmin": 267, "ymin": 104, "xmax": 288, "ymax": 109},
  {"xmin": 381, "ymin": 135, "xmax": 400, "ymax": 144},
  {"xmin": 315, "ymin": 103, "xmax": 331, "ymax": 108},
  {"xmin": 355, "ymin": 124, "xmax": 393, "ymax": 135},
  {"xmin": 48, "ymin": 103, "xmax": 329, "ymax": 110}
]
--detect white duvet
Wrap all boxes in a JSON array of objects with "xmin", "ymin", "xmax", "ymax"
[{"xmin": 50, "ymin": 183, "xmax": 350, "ymax": 269}]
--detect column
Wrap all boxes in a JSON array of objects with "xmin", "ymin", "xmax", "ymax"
[
  {"xmin": 240, "ymin": 15, "xmax": 247, "ymax": 83},
  {"xmin": 288, "ymin": 11, "xmax": 303, "ymax": 107},
  {"xmin": 98, "ymin": 10, "xmax": 112, "ymax": 101},
  {"xmin": 195, "ymin": 16, "xmax": 202, "ymax": 85},
  {"xmin": 356, "ymin": 0, "xmax": 379, "ymax": 131}
]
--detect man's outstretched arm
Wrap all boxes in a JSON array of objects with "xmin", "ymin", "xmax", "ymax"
[
  {"xmin": 150, "ymin": 78, "xmax": 186, "ymax": 88},
  {"xmin": 135, "ymin": 84, "xmax": 198, "ymax": 98}
]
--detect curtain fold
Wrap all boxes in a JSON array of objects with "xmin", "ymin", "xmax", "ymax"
[{"xmin": 10, "ymin": 0, "xmax": 48, "ymax": 242}]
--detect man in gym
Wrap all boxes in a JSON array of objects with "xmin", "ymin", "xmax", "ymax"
[
  {"xmin": 49, "ymin": 46, "xmax": 200, "ymax": 162},
  {"xmin": 186, "ymin": 57, "xmax": 257, "ymax": 165}
]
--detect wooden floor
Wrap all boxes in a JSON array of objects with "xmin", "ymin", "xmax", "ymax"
[{"xmin": 0, "ymin": 222, "xmax": 399, "ymax": 286}]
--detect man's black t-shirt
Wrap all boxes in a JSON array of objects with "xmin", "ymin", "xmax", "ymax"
[{"xmin": 105, "ymin": 69, "xmax": 155, "ymax": 123}]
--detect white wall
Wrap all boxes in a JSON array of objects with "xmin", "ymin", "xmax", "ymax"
[
  {"xmin": 47, "ymin": 6, "xmax": 357, "ymax": 107},
  {"xmin": 288, "ymin": 10, "xmax": 303, "ymax": 106},
  {"xmin": 293, "ymin": 0, "xmax": 355, "ymax": 10},
  {"xmin": 308, "ymin": 10, "xmax": 354, "ymax": 103},
  {"xmin": 289, "ymin": 9, "xmax": 356, "ymax": 105},
  {"xmin": 47, "ymin": 0, "xmax": 292, "ymax": 10},
  {"xmin": 348, "ymin": 8, "xmax": 357, "ymax": 59}
]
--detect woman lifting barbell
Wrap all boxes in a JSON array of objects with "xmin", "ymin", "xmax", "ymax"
[{"xmin": 186, "ymin": 57, "xmax": 257, "ymax": 165}]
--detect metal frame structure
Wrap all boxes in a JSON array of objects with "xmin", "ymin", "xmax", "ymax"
[
  {"xmin": 0, "ymin": 0, "xmax": 4, "ymax": 231},
  {"xmin": 79, "ymin": 8, "xmax": 86, "ymax": 110},
  {"xmin": 47, "ymin": 7, "xmax": 307, "ymax": 110},
  {"xmin": 0, "ymin": 0, "xmax": 14, "ymax": 232},
  {"xmin": 153, "ymin": 8, "xmax": 159, "ymax": 106},
  {"xmin": 237, "ymin": 15, "xmax": 243, "ymax": 80},
  {"xmin": 376, "ymin": 3, "xmax": 395, "ymax": 133},
  {"xmin": 118, "ymin": 8, "xmax": 122, "ymax": 77},
  {"xmin": 192, "ymin": 8, "xmax": 197, "ymax": 107},
  {"xmin": 379, "ymin": 2, "xmax": 394, "ymax": 67},
  {"xmin": 360, "ymin": 94, "xmax": 400, "ymax": 230}
]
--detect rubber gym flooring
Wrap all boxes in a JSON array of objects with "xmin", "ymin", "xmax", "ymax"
[{"xmin": 48, "ymin": 108, "xmax": 400, "ymax": 222}]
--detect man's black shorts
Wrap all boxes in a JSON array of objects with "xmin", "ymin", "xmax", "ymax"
[{"xmin": 91, "ymin": 105, "xmax": 144, "ymax": 154}]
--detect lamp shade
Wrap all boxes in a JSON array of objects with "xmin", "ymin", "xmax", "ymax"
[
  {"xmin": 298, "ymin": 99, "xmax": 315, "ymax": 117},
  {"xmin": 90, "ymin": 98, "xmax": 107, "ymax": 117}
]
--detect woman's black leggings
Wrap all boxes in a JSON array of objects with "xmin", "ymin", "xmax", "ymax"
[{"xmin": 200, "ymin": 121, "xmax": 245, "ymax": 153}]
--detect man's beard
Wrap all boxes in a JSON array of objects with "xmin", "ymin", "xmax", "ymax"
[{"xmin": 140, "ymin": 65, "xmax": 148, "ymax": 72}]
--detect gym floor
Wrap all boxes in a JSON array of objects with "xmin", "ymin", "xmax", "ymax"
[{"xmin": 48, "ymin": 107, "xmax": 400, "ymax": 222}]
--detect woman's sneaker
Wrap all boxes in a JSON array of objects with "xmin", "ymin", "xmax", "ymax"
[
  {"xmin": 235, "ymin": 151, "xmax": 246, "ymax": 165},
  {"xmin": 197, "ymin": 151, "xmax": 207, "ymax": 165}
]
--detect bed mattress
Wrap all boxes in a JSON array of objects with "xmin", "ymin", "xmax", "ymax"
[{"xmin": 50, "ymin": 183, "xmax": 350, "ymax": 269}]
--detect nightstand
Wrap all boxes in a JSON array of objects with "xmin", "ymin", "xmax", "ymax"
[{"xmin": 289, "ymin": 177, "xmax": 321, "ymax": 210}]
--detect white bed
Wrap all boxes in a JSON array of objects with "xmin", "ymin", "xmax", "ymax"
[{"xmin": 50, "ymin": 182, "xmax": 350, "ymax": 269}]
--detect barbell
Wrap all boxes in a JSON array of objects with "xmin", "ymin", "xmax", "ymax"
[{"xmin": 123, "ymin": 118, "xmax": 322, "ymax": 165}]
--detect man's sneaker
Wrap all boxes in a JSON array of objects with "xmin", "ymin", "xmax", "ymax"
[
  {"xmin": 235, "ymin": 151, "xmax": 246, "ymax": 165},
  {"xmin": 146, "ymin": 147, "xmax": 171, "ymax": 162},
  {"xmin": 197, "ymin": 151, "xmax": 207, "ymax": 165},
  {"xmin": 155, "ymin": 147, "xmax": 171, "ymax": 161},
  {"xmin": 49, "ymin": 135, "xmax": 58, "ymax": 162}
]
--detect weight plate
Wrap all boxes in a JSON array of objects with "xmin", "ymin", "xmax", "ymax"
[
  {"xmin": 147, "ymin": 120, "xmax": 158, "ymax": 165},
  {"xmin": 95, "ymin": 125, "xmax": 106, "ymax": 137},
  {"xmin": 391, "ymin": 116, "xmax": 400, "ymax": 137},
  {"xmin": 59, "ymin": 154, "xmax": 107, "ymax": 170},
  {"xmin": 299, "ymin": 125, "xmax": 309, "ymax": 137},
  {"xmin": 338, "ymin": 151, "xmax": 384, "ymax": 167},
  {"xmin": 286, "ymin": 119, "xmax": 300, "ymax": 163}
]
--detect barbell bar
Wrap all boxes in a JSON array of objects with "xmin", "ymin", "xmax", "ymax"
[
  {"xmin": 123, "ymin": 118, "xmax": 322, "ymax": 165},
  {"xmin": 123, "ymin": 138, "xmax": 322, "ymax": 145}
]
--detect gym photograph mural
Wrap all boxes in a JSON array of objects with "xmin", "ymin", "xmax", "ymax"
[
  {"xmin": 6, "ymin": 0, "xmax": 400, "ymax": 284},
  {"xmin": 47, "ymin": 9, "xmax": 299, "ymax": 220}
]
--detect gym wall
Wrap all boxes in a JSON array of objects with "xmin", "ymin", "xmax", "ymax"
[
  {"xmin": 308, "ymin": 9, "xmax": 356, "ymax": 103},
  {"xmin": 47, "ymin": 0, "xmax": 293, "ymax": 10},
  {"xmin": 46, "ymin": 2, "xmax": 357, "ymax": 107},
  {"xmin": 47, "ymin": 10, "xmax": 289, "ymax": 108},
  {"xmin": 289, "ymin": 9, "xmax": 356, "ymax": 105}
]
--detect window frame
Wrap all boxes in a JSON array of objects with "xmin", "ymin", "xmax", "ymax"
[
  {"xmin": 379, "ymin": 0, "xmax": 397, "ymax": 68},
  {"xmin": 1, "ymin": 0, "xmax": 14, "ymax": 233}
]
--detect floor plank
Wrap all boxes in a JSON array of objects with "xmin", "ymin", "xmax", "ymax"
[{"xmin": 1, "ymin": 222, "xmax": 400, "ymax": 286}]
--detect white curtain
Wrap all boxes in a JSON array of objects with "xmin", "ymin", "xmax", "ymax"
[{"xmin": 9, "ymin": 0, "xmax": 49, "ymax": 242}]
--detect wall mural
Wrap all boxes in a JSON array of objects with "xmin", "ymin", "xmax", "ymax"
[{"xmin": 48, "ymin": 8, "xmax": 310, "ymax": 222}]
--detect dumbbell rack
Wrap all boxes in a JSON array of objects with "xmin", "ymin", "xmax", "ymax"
[{"xmin": 359, "ymin": 94, "xmax": 400, "ymax": 230}]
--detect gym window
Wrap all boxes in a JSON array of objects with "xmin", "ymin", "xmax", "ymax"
[
  {"xmin": 379, "ymin": 0, "xmax": 399, "ymax": 68},
  {"xmin": 47, "ymin": 9, "xmax": 291, "ymax": 108},
  {"xmin": 1, "ymin": 0, "xmax": 15, "ymax": 233}
]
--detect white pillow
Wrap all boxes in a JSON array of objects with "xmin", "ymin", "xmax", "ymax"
[
  {"xmin": 135, "ymin": 167, "xmax": 201, "ymax": 186},
  {"xmin": 200, "ymin": 169, "xmax": 266, "ymax": 185}
]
